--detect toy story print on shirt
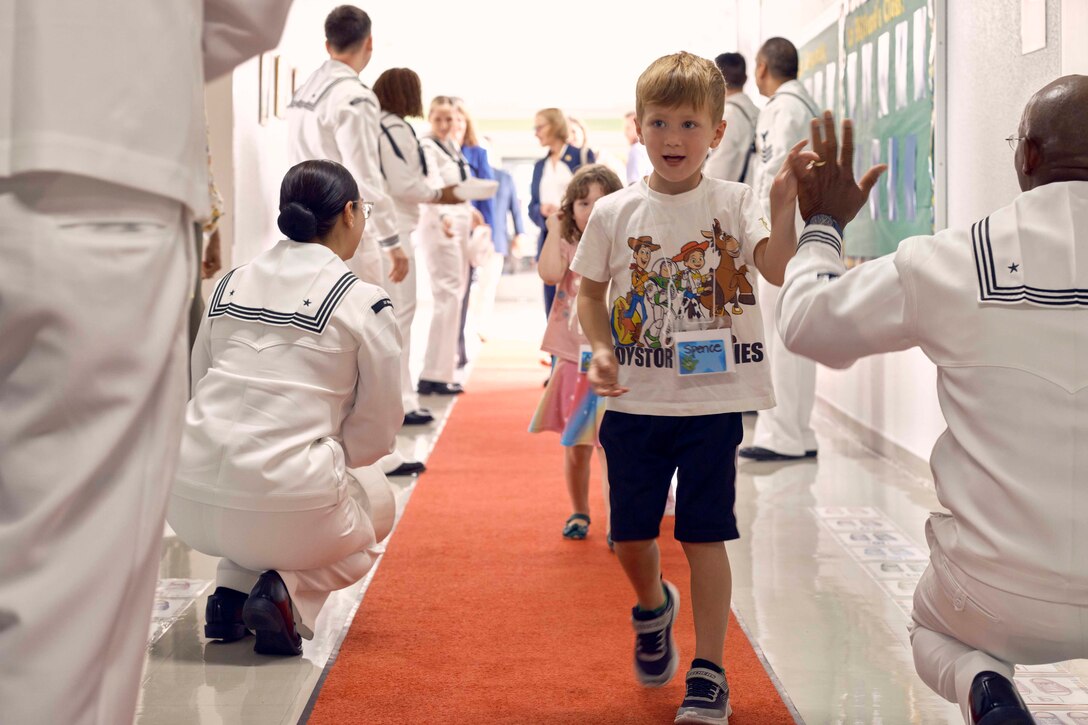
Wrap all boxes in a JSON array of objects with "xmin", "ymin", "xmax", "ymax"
[{"xmin": 610, "ymin": 218, "xmax": 762, "ymax": 371}]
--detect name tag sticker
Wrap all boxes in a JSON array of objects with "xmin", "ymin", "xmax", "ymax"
[
  {"xmin": 578, "ymin": 345, "xmax": 593, "ymax": 375},
  {"xmin": 673, "ymin": 329, "xmax": 734, "ymax": 377}
]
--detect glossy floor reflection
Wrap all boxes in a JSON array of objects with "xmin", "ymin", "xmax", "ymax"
[{"xmin": 139, "ymin": 270, "xmax": 1083, "ymax": 725}]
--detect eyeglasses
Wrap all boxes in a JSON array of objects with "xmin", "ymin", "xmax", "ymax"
[
  {"xmin": 352, "ymin": 200, "xmax": 373, "ymax": 219},
  {"xmin": 1005, "ymin": 135, "xmax": 1025, "ymax": 150},
  {"xmin": 533, "ymin": 124, "xmax": 549, "ymax": 132}
]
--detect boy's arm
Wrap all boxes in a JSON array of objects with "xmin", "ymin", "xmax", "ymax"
[{"xmin": 577, "ymin": 278, "xmax": 628, "ymax": 397}]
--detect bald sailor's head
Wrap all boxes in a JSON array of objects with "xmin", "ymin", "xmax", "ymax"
[{"xmin": 1015, "ymin": 75, "xmax": 1088, "ymax": 191}]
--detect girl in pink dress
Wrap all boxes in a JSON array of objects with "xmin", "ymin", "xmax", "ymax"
[{"xmin": 529, "ymin": 164, "xmax": 623, "ymax": 543}]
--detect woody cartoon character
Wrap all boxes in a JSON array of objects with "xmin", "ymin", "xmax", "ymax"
[
  {"xmin": 611, "ymin": 235, "xmax": 660, "ymax": 347},
  {"xmin": 672, "ymin": 240, "xmax": 712, "ymax": 320}
]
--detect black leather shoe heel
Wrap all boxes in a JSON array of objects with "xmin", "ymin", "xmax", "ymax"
[
  {"xmin": 243, "ymin": 571, "xmax": 303, "ymax": 657},
  {"xmin": 970, "ymin": 671, "xmax": 1035, "ymax": 725},
  {"xmin": 204, "ymin": 587, "xmax": 249, "ymax": 642}
]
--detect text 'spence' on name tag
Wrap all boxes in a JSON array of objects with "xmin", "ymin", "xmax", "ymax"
[{"xmin": 673, "ymin": 329, "xmax": 734, "ymax": 377}]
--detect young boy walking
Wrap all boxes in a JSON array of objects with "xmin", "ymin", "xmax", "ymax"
[{"xmin": 572, "ymin": 51, "xmax": 800, "ymax": 724}]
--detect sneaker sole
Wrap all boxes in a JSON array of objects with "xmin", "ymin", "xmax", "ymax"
[
  {"xmin": 675, "ymin": 702, "xmax": 732, "ymax": 724},
  {"xmin": 635, "ymin": 580, "xmax": 681, "ymax": 688}
]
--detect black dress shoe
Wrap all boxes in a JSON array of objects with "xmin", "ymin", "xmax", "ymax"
[
  {"xmin": 388, "ymin": 461, "xmax": 426, "ymax": 476},
  {"xmin": 738, "ymin": 446, "xmax": 806, "ymax": 461},
  {"xmin": 204, "ymin": 587, "xmax": 249, "ymax": 642},
  {"xmin": 418, "ymin": 380, "xmax": 464, "ymax": 396},
  {"xmin": 969, "ymin": 671, "xmax": 1035, "ymax": 724},
  {"xmin": 243, "ymin": 571, "xmax": 302, "ymax": 657},
  {"xmin": 403, "ymin": 409, "xmax": 435, "ymax": 426}
]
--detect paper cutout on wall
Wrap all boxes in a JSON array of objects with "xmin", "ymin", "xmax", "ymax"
[
  {"xmin": 895, "ymin": 21, "xmax": 909, "ymax": 110},
  {"xmin": 861, "ymin": 42, "xmax": 874, "ymax": 120},
  {"xmin": 887, "ymin": 136, "xmax": 898, "ymax": 221},
  {"xmin": 870, "ymin": 138, "xmax": 881, "ymax": 220},
  {"xmin": 846, "ymin": 52, "xmax": 858, "ymax": 117},
  {"xmin": 903, "ymin": 134, "xmax": 918, "ymax": 221},
  {"xmin": 825, "ymin": 62, "xmax": 837, "ymax": 112},
  {"xmin": 913, "ymin": 7, "xmax": 928, "ymax": 100},
  {"xmin": 877, "ymin": 31, "xmax": 891, "ymax": 118}
]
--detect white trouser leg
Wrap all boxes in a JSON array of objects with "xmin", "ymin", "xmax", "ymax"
[
  {"xmin": 167, "ymin": 472, "xmax": 394, "ymax": 640},
  {"xmin": 381, "ymin": 229, "xmax": 421, "ymax": 414},
  {"xmin": 471, "ymin": 252, "xmax": 505, "ymax": 341},
  {"xmin": 216, "ymin": 559, "xmax": 262, "ymax": 596},
  {"xmin": 910, "ymin": 518, "xmax": 1088, "ymax": 723},
  {"xmin": 752, "ymin": 276, "xmax": 817, "ymax": 456},
  {"xmin": 418, "ymin": 213, "xmax": 468, "ymax": 384},
  {"xmin": 0, "ymin": 174, "xmax": 191, "ymax": 725}
]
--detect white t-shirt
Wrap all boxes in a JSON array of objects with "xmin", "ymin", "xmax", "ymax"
[{"xmin": 571, "ymin": 176, "xmax": 775, "ymax": 416}]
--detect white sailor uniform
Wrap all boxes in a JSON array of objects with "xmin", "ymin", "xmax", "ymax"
[
  {"xmin": 287, "ymin": 59, "xmax": 401, "ymax": 285},
  {"xmin": 168, "ymin": 239, "xmax": 403, "ymax": 639},
  {"xmin": 705, "ymin": 91, "xmax": 760, "ymax": 186},
  {"xmin": 377, "ymin": 112, "xmax": 439, "ymax": 416},
  {"xmin": 416, "ymin": 135, "xmax": 474, "ymax": 385},
  {"xmin": 751, "ymin": 79, "xmax": 821, "ymax": 457},
  {"xmin": 777, "ymin": 181, "xmax": 1088, "ymax": 724},
  {"xmin": 0, "ymin": 3, "xmax": 291, "ymax": 724}
]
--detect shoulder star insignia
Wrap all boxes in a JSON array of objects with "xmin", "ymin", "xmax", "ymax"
[
  {"xmin": 1008, "ymin": 262, "xmax": 1019, "ymax": 273},
  {"xmin": 303, "ymin": 298, "xmax": 311, "ymax": 306},
  {"xmin": 229, "ymin": 290, "xmax": 235, "ymax": 296}
]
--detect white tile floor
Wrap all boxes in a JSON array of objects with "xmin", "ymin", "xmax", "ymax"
[{"xmin": 137, "ymin": 270, "xmax": 1086, "ymax": 725}]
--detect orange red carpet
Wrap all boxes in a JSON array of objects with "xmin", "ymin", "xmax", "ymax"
[{"xmin": 308, "ymin": 341, "xmax": 796, "ymax": 724}]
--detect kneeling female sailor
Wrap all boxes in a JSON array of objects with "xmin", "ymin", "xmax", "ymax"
[{"xmin": 168, "ymin": 159, "xmax": 402, "ymax": 656}]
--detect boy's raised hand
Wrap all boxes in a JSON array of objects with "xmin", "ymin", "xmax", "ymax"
[
  {"xmin": 787, "ymin": 111, "xmax": 887, "ymax": 228},
  {"xmin": 589, "ymin": 350, "xmax": 628, "ymax": 397}
]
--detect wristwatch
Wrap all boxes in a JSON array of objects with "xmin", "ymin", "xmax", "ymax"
[{"xmin": 807, "ymin": 213, "xmax": 843, "ymax": 237}]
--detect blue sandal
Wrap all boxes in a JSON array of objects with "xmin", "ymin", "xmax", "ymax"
[{"xmin": 562, "ymin": 513, "xmax": 591, "ymax": 540}]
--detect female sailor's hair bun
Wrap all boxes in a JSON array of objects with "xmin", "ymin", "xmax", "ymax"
[
  {"xmin": 277, "ymin": 160, "xmax": 361, "ymax": 242},
  {"xmin": 277, "ymin": 202, "xmax": 318, "ymax": 242}
]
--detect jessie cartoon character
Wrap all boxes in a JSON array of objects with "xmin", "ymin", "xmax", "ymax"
[{"xmin": 671, "ymin": 240, "xmax": 712, "ymax": 320}]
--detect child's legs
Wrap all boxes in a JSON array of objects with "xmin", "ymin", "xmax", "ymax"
[
  {"xmin": 682, "ymin": 541, "xmax": 731, "ymax": 666},
  {"xmin": 601, "ymin": 411, "xmax": 675, "ymax": 610},
  {"xmin": 674, "ymin": 412, "xmax": 744, "ymax": 668},
  {"xmin": 564, "ymin": 444, "xmax": 593, "ymax": 515},
  {"xmin": 616, "ymin": 539, "xmax": 666, "ymax": 611},
  {"xmin": 596, "ymin": 447, "xmax": 611, "ymax": 532}
]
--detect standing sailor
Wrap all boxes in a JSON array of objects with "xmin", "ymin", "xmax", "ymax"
[
  {"xmin": 287, "ymin": 5, "xmax": 407, "ymax": 287},
  {"xmin": 741, "ymin": 37, "xmax": 822, "ymax": 462},
  {"xmin": 0, "ymin": 1, "xmax": 293, "ymax": 722},
  {"xmin": 704, "ymin": 52, "xmax": 760, "ymax": 186}
]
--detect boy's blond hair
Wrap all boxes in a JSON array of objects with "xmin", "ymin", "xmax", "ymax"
[{"xmin": 635, "ymin": 51, "xmax": 725, "ymax": 125}]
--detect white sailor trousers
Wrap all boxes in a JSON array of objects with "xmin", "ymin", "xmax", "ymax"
[
  {"xmin": 910, "ymin": 517, "xmax": 1088, "ymax": 724},
  {"xmin": 0, "ymin": 173, "xmax": 192, "ymax": 725},
  {"xmin": 167, "ymin": 468, "xmax": 395, "ymax": 639},
  {"xmin": 381, "ymin": 227, "xmax": 421, "ymax": 414},
  {"xmin": 416, "ymin": 205, "xmax": 470, "ymax": 384},
  {"xmin": 752, "ymin": 275, "xmax": 818, "ymax": 456}
]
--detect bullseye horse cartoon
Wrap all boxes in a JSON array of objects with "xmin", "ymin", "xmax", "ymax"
[{"xmin": 700, "ymin": 218, "xmax": 755, "ymax": 319}]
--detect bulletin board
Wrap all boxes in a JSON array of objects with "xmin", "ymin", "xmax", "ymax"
[{"xmin": 797, "ymin": 0, "xmax": 939, "ymax": 260}]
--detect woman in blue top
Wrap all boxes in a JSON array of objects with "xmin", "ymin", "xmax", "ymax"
[{"xmin": 529, "ymin": 107, "xmax": 594, "ymax": 316}]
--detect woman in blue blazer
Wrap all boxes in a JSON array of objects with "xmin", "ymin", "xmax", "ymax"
[{"xmin": 528, "ymin": 107, "xmax": 594, "ymax": 316}]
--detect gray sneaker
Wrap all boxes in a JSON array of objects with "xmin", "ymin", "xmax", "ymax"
[
  {"xmin": 675, "ymin": 666, "xmax": 732, "ymax": 724},
  {"xmin": 631, "ymin": 580, "xmax": 680, "ymax": 687}
]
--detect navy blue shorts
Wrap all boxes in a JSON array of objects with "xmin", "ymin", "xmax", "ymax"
[{"xmin": 600, "ymin": 410, "xmax": 743, "ymax": 543}]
